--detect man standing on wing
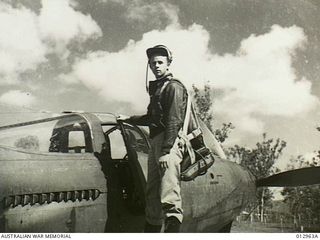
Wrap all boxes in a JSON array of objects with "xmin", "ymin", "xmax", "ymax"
[{"xmin": 118, "ymin": 45, "xmax": 187, "ymax": 233}]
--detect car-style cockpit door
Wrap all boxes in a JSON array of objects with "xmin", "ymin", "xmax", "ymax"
[{"xmin": 102, "ymin": 122, "xmax": 149, "ymax": 232}]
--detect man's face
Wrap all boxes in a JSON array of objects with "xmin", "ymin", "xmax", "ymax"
[{"xmin": 149, "ymin": 54, "xmax": 170, "ymax": 79}]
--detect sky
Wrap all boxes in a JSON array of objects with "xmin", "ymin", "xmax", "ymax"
[{"xmin": 0, "ymin": 0, "xmax": 320, "ymax": 170}]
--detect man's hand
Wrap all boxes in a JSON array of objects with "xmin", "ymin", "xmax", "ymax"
[
  {"xmin": 159, "ymin": 154, "xmax": 170, "ymax": 171},
  {"xmin": 117, "ymin": 114, "xmax": 130, "ymax": 121}
]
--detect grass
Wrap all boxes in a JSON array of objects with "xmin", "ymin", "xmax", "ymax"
[{"xmin": 231, "ymin": 221, "xmax": 297, "ymax": 233}]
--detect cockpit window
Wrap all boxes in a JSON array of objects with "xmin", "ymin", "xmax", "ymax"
[
  {"xmin": 68, "ymin": 131, "xmax": 87, "ymax": 153},
  {"xmin": 0, "ymin": 120, "xmax": 56, "ymax": 152},
  {"xmin": 0, "ymin": 115, "xmax": 93, "ymax": 153},
  {"xmin": 49, "ymin": 115, "xmax": 93, "ymax": 153},
  {"xmin": 102, "ymin": 123, "xmax": 149, "ymax": 177},
  {"xmin": 103, "ymin": 125, "xmax": 127, "ymax": 159}
]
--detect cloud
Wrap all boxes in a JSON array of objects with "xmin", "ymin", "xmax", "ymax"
[
  {"xmin": 63, "ymin": 23, "xmax": 318, "ymax": 135},
  {"xmin": 103, "ymin": 0, "xmax": 179, "ymax": 27},
  {"xmin": 275, "ymin": 151, "xmax": 318, "ymax": 170},
  {"xmin": 59, "ymin": 46, "xmax": 150, "ymax": 110},
  {"xmin": 0, "ymin": 0, "xmax": 101, "ymax": 84},
  {"xmin": 212, "ymin": 25, "xmax": 318, "ymax": 133},
  {"xmin": 39, "ymin": 0, "xmax": 102, "ymax": 56},
  {"xmin": 0, "ymin": 90, "xmax": 36, "ymax": 107},
  {"xmin": 0, "ymin": 3, "xmax": 47, "ymax": 84},
  {"xmin": 125, "ymin": 1, "xmax": 179, "ymax": 27}
]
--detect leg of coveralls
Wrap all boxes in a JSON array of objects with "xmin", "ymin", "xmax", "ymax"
[
  {"xmin": 159, "ymin": 136, "xmax": 183, "ymax": 232},
  {"xmin": 144, "ymin": 134, "xmax": 163, "ymax": 232}
]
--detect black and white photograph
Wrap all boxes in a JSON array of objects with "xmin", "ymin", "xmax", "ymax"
[{"xmin": 0, "ymin": 0, "xmax": 320, "ymax": 237}]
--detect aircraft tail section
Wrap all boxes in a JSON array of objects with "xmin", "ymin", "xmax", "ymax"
[{"xmin": 256, "ymin": 166, "xmax": 320, "ymax": 187}]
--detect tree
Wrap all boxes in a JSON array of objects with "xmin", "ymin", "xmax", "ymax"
[
  {"xmin": 192, "ymin": 84, "xmax": 213, "ymax": 131},
  {"xmin": 281, "ymin": 154, "xmax": 320, "ymax": 231},
  {"xmin": 214, "ymin": 122, "xmax": 235, "ymax": 144},
  {"xmin": 228, "ymin": 133, "xmax": 286, "ymax": 178},
  {"xmin": 192, "ymin": 84, "xmax": 234, "ymax": 143},
  {"xmin": 227, "ymin": 134, "xmax": 287, "ymax": 222}
]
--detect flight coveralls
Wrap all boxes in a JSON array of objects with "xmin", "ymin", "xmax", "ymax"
[{"xmin": 129, "ymin": 73, "xmax": 187, "ymax": 226}]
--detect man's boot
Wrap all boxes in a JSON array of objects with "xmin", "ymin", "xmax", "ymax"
[
  {"xmin": 144, "ymin": 221, "xmax": 162, "ymax": 233},
  {"xmin": 164, "ymin": 216, "xmax": 181, "ymax": 233}
]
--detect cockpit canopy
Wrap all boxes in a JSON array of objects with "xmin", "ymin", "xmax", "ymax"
[{"xmin": 0, "ymin": 114, "xmax": 93, "ymax": 154}]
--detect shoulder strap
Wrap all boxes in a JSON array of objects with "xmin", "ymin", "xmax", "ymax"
[
  {"xmin": 182, "ymin": 93, "xmax": 192, "ymax": 134},
  {"xmin": 159, "ymin": 79, "xmax": 184, "ymax": 96},
  {"xmin": 180, "ymin": 93, "xmax": 196, "ymax": 164},
  {"xmin": 159, "ymin": 80, "xmax": 171, "ymax": 96},
  {"xmin": 182, "ymin": 93, "xmax": 202, "ymax": 139}
]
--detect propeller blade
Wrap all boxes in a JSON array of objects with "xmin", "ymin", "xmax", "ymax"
[{"xmin": 256, "ymin": 166, "xmax": 320, "ymax": 187}]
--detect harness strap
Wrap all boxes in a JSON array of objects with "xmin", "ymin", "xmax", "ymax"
[
  {"xmin": 179, "ymin": 131, "xmax": 195, "ymax": 164},
  {"xmin": 182, "ymin": 92, "xmax": 192, "ymax": 135},
  {"xmin": 179, "ymin": 93, "xmax": 197, "ymax": 164},
  {"xmin": 187, "ymin": 128, "xmax": 202, "ymax": 140},
  {"xmin": 159, "ymin": 80, "xmax": 171, "ymax": 96}
]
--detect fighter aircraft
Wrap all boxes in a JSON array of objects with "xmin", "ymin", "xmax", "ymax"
[{"xmin": 0, "ymin": 112, "xmax": 319, "ymax": 232}]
